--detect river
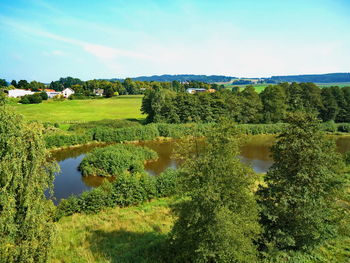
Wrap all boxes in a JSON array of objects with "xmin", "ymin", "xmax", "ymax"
[{"xmin": 50, "ymin": 135, "xmax": 350, "ymax": 204}]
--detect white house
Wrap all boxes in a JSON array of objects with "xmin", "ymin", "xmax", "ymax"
[
  {"xmin": 93, "ymin": 88, "xmax": 104, "ymax": 96},
  {"xmin": 61, "ymin": 88, "xmax": 75, "ymax": 98},
  {"xmin": 46, "ymin": 92, "xmax": 61, "ymax": 98},
  {"xmin": 186, "ymin": 88, "xmax": 207, "ymax": 94},
  {"xmin": 8, "ymin": 89, "xmax": 34, "ymax": 98}
]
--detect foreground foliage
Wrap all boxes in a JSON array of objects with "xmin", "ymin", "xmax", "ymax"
[
  {"xmin": 56, "ymin": 169, "xmax": 178, "ymax": 219},
  {"xmin": 51, "ymin": 198, "xmax": 174, "ymax": 263},
  {"xmin": 258, "ymin": 112, "xmax": 347, "ymax": 252},
  {"xmin": 0, "ymin": 101, "xmax": 58, "ymax": 263},
  {"xmin": 169, "ymin": 122, "xmax": 261, "ymax": 262}
]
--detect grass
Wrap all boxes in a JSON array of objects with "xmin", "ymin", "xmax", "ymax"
[
  {"xmin": 12, "ymin": 95, "xmax": 144, "ymax": 123},
  {"xmin": 50, "ymin": 198, "xmax": 174, "ymax": 263},
  {"xmin": 50, "ymin": 196, "xmax": 350, "ymax": 263},
  {"xmin": 224, "ymin": 83, "xmax": 268, "ymax": 93},
  {"xmin": 316, "ymin": 82, "xmax": 350, "ymax": 88}
]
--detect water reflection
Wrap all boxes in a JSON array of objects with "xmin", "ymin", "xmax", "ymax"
[{"xmin": 52, "ymin": 135, "xmax": 350, "ymax": 204}]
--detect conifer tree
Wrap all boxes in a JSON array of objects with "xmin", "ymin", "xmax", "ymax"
[
  {"xmin": 0, "ymin": 99, "xmax": 58, "ymax": 262},
  {"xmin": 257, "ymin": 112, "xmax": 346, "ymax": 251},
  {"xmin": 169, "ymin": 122, "xmax": 261, "ymax": 263}
]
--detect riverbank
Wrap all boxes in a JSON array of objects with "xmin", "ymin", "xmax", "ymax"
[{"xmin": 50, "ymin": 197, "xmax": 350, "ymax": 263}]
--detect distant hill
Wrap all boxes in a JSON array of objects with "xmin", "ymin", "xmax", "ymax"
[
  {"xmin": 268, "ymin": 73, "xmax": 350, "ymax": 83},
  {"xmin": 106, "ymin": 73, "xmax": 350, "ymax": 84},
  {"xmin": 109, "ymin": 74, "xmax": 236, "ymax": 83}
]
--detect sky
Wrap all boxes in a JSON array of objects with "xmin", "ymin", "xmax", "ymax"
[{"xmin": 0, "ymin": 0, "xmax": 349, "ymax": 82}]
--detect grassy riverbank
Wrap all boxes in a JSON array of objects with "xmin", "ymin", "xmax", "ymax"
[
  {"xmin": 50, "ymin": 198, "xmax": 174, "ymax": 263},
  {"xmin": 50, "ymin": 197, "xmax": 350, "ymax": 263},
  {"xmin": 12, "ymin": 95, "xmax": 144, "ymax": 123}
]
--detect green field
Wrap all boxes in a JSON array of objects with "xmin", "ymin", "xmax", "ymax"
[
  {"xmin": 224, "ymin": 83, "xmax": 268, "ymax": 93},
  {"xmin": 51, "ymin": 198, "xmax": 173, "ymax": 263},
  {"xmin": 12, "ymin": 95, "xmax": 144, "ymax": 123},
  {"xmin": 316, "ymin": 82, "xmax": 350, "ymax": 87}
]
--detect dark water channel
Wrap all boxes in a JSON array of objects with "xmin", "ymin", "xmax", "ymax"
[{"xmin": 50, "ymin": 135, "xmax": 350, "ymax": 204}]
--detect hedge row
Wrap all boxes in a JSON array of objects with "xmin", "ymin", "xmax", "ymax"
[
  {"xmin": 44, "ymin": 133, "xmax": 91, "ymax": 148},
  {"xmin": 55, "ymin": 169, "xmax": 178, "ymax": 219},
  {"xmin": 46, "ymin": 122, "xmax": 350, "ymax": 149}
]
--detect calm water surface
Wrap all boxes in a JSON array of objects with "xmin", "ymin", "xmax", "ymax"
[{"xmin": 51, "ymin": 135, "xmax": 350, "ymax": 204}]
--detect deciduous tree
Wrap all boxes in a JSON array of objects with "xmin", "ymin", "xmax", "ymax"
[
  {"xmin": 0, "ymin": 99, "xmax": 58, "ymax": 262},
  {"xmin": 257, "ymin": 112, "xmax": 346, "ymax": 251}
]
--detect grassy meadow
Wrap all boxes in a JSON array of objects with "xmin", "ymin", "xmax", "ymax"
[
  {"xmin": 50, "ymin": 197, "xmax": 350, "ymax": 263},
  {"xmin": 50, "ymin": 198, "xmax": 174, "ymax": 263},
  {"xmin": 224, "ymin": 83, "xmax": 268, "ymax": 93},
  {"xmin": 12, "ymin": 95, "xmax": 144, "ymax": 123}
]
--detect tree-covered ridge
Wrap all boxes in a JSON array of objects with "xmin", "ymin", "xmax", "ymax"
[
  {"xmin": 142, "ymin": 82, "xmax": 350, "ymax": 124},
  {"xmin": 269, "ymin": 73, "xmax": 350, "ymax": 83},
  {"xmin": 118, "ymin": 74, "xmax": 236, "ymax": 83}
]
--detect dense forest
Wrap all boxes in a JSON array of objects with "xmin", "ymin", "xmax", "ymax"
[
  {"xmin": 142, "ymin": 82, "xmax": 350, "ymax": 124},
  {"xmin": 269, "ymin": 72, "xmax": 350, "ymax": 83}
]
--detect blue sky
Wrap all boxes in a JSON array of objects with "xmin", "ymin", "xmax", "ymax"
[{"xmin": 0, "ymin": 0, "xmax": 349, "ymax": 82}]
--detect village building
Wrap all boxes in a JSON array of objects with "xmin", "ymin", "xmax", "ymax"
[
  {"xmin": 7, "ymin": 89, "xmax": 34, "ymax": 98},
  {"xmin": 186, "ymin": 88, "xmax": 216, "ymax": 94},
  {"xmin": 61, "ymin": 88, "xmax": 75, "ymax": 98},
  {"xmin": 93, "ymin": 88, "xmax": 104, "ymax": 96}
]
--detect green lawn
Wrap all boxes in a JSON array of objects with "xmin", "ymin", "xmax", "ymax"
[{"xmin": 12, "ymin": 95, "xmax": 144, "ymax": 123}]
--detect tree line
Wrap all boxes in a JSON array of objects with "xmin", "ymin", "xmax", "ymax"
[{"xmin": 142, "ymin": 82, "xmax": 350, "ymax": 123}]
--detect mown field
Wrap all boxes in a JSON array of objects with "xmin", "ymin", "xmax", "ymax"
[{"xmin": 12, "ymin": 95, "xmax": 144, "ymax": 123}]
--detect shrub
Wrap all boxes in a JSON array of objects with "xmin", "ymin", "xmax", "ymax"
[
  {"xmin": 337, "ymin": 123, "xmax": 350, "ymax": 133},
  {"xmin": 156, "ymin": 168, "xmax": 178, "ymax": 196},
  {"xmin": 93, "ymin": 125, "xmax": 160, "ymax": 142},
  {"xmin": 321, "ymin": 121, "xmax": 337, "ymax": 132},
  {"xmin": 40, "ymin": 91, "xmax": 48, "ymax": 100},
  {"xmin": 44, "ymin": 133, "xmax": 92, "ymax": 148},
  {"xmin": 79, "ymin": 144, "xmax": 158, "ymax": 177},
  {"xmin": 55, "ymin": 170, "xmax": 179, "ymax": 220},
  {"xmin": 68, "ymin": 119, "xmax": 141, "ymax": 131}
]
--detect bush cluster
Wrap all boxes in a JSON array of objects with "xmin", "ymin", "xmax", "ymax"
[
  {"xmin": 237, "ymin": 123, "xmax": 288, "ymax": 135},
  {"xmin": 93, "ymin": 125, "xmax": 160, "ymax": 142},
  {"xmin": 19, "ymin": 92, "xmax": 47, "ymax": 104},
  {"xmin": 79, "ymin": 144, "xmax": 158, "ymax": 177},
  {"xmin": 45, "ymin": 121, "xmax": 350, "ymax": 149},
  {"xmin": 55, "ymin": 169, "xmax": 178, "ymax": 219},
  {"xmin": 68, "ymin": 119, "xmax": 141, "ymax": 131},
  {"xmin": 44, "ymin": 133, "xmax": 91, "ymax": 148}
]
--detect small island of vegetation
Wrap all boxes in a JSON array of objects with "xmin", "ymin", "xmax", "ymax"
[{"xmin": 79, "ymin": 144, "xmax": 158, "ymax": 177}]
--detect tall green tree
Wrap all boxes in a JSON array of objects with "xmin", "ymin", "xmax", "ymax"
[
  {"xmin": 0, "ymin": 100, "xmax": 58, "ymax": 262},
  {"xmin": 169, "ymin": 122, "xmax": 261, "ymax": 262},
  {"xmin": 0, "ymin": 79, "xmax": 7, "ymax": 88},
  {"xmin": 238, "ymin": 86, "xmax": 262, "ymax": 123},
  {"xmin": 257, "ymin": 112, "xmax": 346, "ymax": 251},
  {"xmin": 260, "ymin": 85, "xmax": 287, "ymax": 123},
  {"xmin": 320, "ymin": 88, "xmax": 339, "ymax": 121}
]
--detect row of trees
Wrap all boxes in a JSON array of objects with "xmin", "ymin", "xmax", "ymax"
[
  {"xmin": 168, "ymin": 114, "xmax": 347, "ymax": 262},
  {"xmin": 142, "ymin": 82, "xmax": 350, "ymax": 123}
]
